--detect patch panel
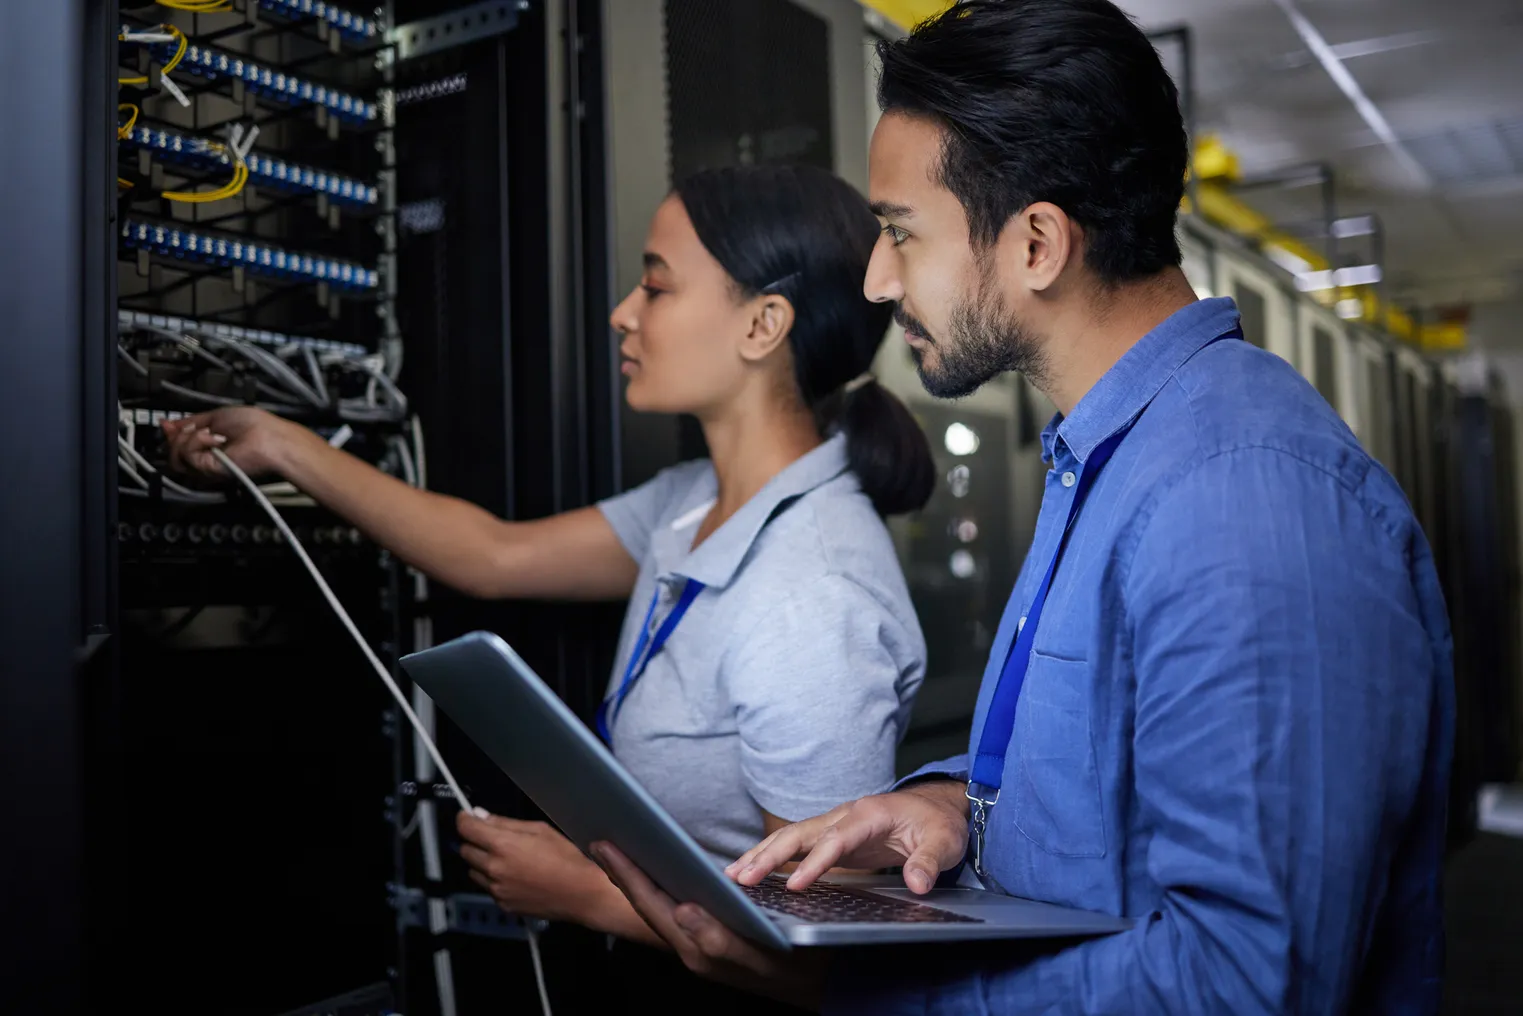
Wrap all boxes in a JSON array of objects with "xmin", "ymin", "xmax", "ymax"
[
  {"xmin": 118, "ymin": 310, "xmax": 369, "ymax": 357},
  {"xmin": 149, "ymin": 40, "xmax": 377, "ymax": 124},
  {"xmin": 121, "ymin": 218, "xmax": 378, "ymax": 290},
  {"xmin": 120, "ymin": 125, "xmax": 378, "ymax": 208},
  {"xmin": 255, "ymin": 0, "xmax": 382, "ymax": 45}
]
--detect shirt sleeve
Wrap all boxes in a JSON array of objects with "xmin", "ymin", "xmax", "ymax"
[
  {"xmin": 595, "ymin": 460, "xmax": 708, "ymax": 564},
  {"xmin": 826, "ymin": 448, "xmax": 1448, "ymax": 1016},
  {"xmin": 893, "ymin": 756, "xmax": 969, "ymax": 788},
  {"xmin": 724, "ymin": 574, "xmax": 924, "ymax": 822}
]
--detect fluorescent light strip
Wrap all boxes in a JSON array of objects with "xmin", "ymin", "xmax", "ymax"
[
  {"xmin": 1270, "ymin": 0, "xmax": 1431, "ymax": 188},
  {"xmin": 120, "ymin": 125, "xmax": 378, "ymax": 207},
  {"xmin": 121, "ymin": 218, "xmax": 378, "ymax": 291}
]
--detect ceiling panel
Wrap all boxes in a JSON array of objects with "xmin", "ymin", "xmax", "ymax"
[{"xmin": 1125, "ymin": 0, "xmax": 1523, "ymax": 311}]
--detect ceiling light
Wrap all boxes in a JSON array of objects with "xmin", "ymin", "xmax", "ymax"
[
  {"xmin": 1336, "ymin": 298, "xmax": 1364, "ymax": 320},
  {"xmin": 1331, "ymin": 216, "xmax": 1376, "ymax": 239},
  {"xmin": 1295, "ymin": 264, "xmax": 1383, "ymax": 292},
  {"xmin": 1270, "ymin": 0, "xmax": 1431, "ymax": 188},
  {"xmin": 944, "ymin": 422, "xmax": 980, "ymax": 456},
  {"xmin": 1265, "ymin": 245, "xmax": 1314, "ymax": 276}
]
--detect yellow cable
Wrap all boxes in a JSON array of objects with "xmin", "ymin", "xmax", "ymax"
[
  {"xmin": 117, "ymin": 24, "xmax": 185, "ymax": 86},
  {"xmin": 117, "ymin": 103, "xmax": 140, "ymax": 139},
  {"xmin": 162, "ymin": 25, "xmax": 188, "ymax": 75},
  {"xmin": 158, "ymin": 1, "xmax": 233, "ymax": 10},
  {"xmin": 162, "ymin": 155, "xmax": 249, "ymax": 204}
]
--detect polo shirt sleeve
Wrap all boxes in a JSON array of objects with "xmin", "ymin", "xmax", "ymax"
[
  {"xmin": 722, "ymin": 573, "xmax": 924, "ymax": 822},
  {"xmin": 595, "ymin": 460, "xmax": 709, "ymax": 563}
]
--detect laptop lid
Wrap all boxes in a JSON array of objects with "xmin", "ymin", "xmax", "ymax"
[{"xmin": 400, "ymin": 631, "xmax": 792, "ymax": 951}]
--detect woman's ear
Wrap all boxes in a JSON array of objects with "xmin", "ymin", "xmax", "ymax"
[{"xmin": 737, "ymin": 293, "xmax": 796, "ymax": 364}]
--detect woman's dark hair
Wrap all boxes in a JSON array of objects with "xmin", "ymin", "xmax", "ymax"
[
  {"xmin": 674, "ymin": 164, "xmax": 935, "ymax": 516},
  {"xmin": 877, "ymin": 0, "xmax": 1188, "ymax": 283}
]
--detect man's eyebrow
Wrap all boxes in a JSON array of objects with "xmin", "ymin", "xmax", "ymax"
[{"xmin": 870, "ymin": 201, "xmax": 915, "ymax": 219}]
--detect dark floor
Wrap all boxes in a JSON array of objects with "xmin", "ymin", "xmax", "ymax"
[{"xmin": 1444, "ymin": 832, "xmax": 1523, "ymax": 1014}]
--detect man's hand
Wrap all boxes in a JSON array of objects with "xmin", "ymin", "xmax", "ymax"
[
  {"xmin": 726, "ymin": 779, "xmax": 970, "ymax": 894},
  {"xmin": 457, "ymin": 810, "xmax": 611, "ymax": 925},
  {"xmin": 590, "ymin": 842, "xmax": 826, "ymax": 1010}
]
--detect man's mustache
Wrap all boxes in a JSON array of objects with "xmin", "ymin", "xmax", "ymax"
[{"xmin": 893, "ymin": 304, "xmax": 932, "ymax": 342}]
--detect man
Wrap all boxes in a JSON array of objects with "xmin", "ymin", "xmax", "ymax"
[{"xmin": 591, "ymin": 1, "xmax": 1455, "ymax": 1012}]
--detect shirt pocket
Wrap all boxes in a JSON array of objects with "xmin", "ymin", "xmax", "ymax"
[{"xmin": 1011, "ymin": 650, "xmax": 1107, "ymax": 859}]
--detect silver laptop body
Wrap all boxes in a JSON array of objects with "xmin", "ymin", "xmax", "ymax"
[{"xmin": 400, "ymin": 631, "xmax": 1132, "ymax": 949}]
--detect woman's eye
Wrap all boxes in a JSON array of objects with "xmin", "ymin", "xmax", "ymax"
[
  {"xmin": 641, "ymin": 284, "xmax": 663, "ymax": 299},
  {"xmin": 883, "ymin": 224, "xmax": 909, "ymax": 246}
]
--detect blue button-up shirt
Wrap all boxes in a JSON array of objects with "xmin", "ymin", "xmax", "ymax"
[{"xmin": 827, "ymin": 297, "xmax": 1454, "ymax": 1015}]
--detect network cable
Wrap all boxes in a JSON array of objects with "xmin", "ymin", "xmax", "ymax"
[
  {"xmin": 143, "ymin": 38, "xmax": 377, "ymax": 123},
  {"xmin": 118, "ymin": 102, "xmax": 140, "ymax": 139},
  {"xmin": 211, "ymin": 445, "xmax": 553, "ymax": 1016},
  {"xmin": 137, "ymin": 0, "xmax": 381, "ymax": 44},
  {"xmin": 120, "ymin": 123, "xmax": 378, "ymax": 208},
  {"xmin": 211, "ymin": 446, "xmax": 471, "ymax": 809},
  {"xmin": 118, "ymin": 23, "xmax": 187, "ymax": 86}
]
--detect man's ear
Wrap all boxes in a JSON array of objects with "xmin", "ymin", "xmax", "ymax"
[{"xmin": 998, "ymin": 201, "xmax": 1076, "ymax": 293}]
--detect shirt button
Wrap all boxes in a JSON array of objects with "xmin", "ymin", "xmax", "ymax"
[{"xmin": 1061, "ymin": 471, "xmax": 1077, "ymax": 488}]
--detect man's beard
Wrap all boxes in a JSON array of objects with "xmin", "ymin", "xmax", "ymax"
[{"xmin": 895, "ymin": 278, "xmax": 1046, "ymax": 400}]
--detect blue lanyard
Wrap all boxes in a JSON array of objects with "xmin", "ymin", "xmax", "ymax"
[
  {"xmin": 965, "ymin": 325, "xmax": 1241, "ymax": 880},
  {"xmin": 595, "ymin": 578, "xmax": 706, "ymax": 743}
]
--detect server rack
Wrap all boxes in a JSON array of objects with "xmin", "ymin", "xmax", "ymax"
[{"xmin": 3, "ymin": 1, "xmax": 622, "ymax": 1012}]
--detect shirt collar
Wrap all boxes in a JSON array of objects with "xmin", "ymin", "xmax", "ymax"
[
  {"xmin": 1042, "ymin": 296, "xmax": 1242, "ymax": 465},
  {"xmin": 659, "ymin": 432, "xmax": 851, "ymax": 590}
]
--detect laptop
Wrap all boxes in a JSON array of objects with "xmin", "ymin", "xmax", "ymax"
[{"xmin": 400, "ymin": 631, "xmax": 1132, "ymax": 949}]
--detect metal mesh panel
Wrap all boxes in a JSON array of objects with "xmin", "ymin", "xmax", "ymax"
[{"xmin": 664, "ymin": 0, "xmax": 834, "ymax": 183}]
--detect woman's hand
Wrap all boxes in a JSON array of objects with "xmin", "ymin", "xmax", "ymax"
[
  {"xmin": 591, "ymin": 842, "xmax": 826, "ymax": 1010},
  {"xmin": 456, "ymin": 811, "xmax": 613, "ymax": 926},
  {"xmin": 162, "ymin": 407, "xmax": 307, "ymax": 481}
]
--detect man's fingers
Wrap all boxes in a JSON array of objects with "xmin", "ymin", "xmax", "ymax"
[
  {"xmin": 901, "ymin": 848, "xmax": 945, "ymax": 894},
  {"xmin": 726, "ymin": 826, "xmax": 787, "ymax": 878},
  {"xmin": 467, "ymin": 868, "xmax": 492, "ymax": 892},
  {"xmin": 733, "ymin": 821, "xmax": 823, "ymax": 885},
  {"xmin": 782, "ymin": 822, "xmax": 859, "ymax": 890}
]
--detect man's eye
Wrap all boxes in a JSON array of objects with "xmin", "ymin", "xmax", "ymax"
[{"xmin": 882, "ymin": 224, "xmax": 909, "ymax": 246}]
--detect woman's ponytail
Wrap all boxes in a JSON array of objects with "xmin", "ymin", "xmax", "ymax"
[{"xmin": 829, "ymin": 377, "xmax": 935, "ymax": 516}]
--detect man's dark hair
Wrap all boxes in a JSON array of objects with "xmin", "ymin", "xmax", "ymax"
[{"xmin": 877, "ymin": 0, "xmax": 1188, "ymax": 282}]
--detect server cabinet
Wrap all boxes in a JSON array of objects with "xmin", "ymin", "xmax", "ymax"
[{"xmin": 3, "ymin": 1, "xmax": 623, "ymax": 1012}]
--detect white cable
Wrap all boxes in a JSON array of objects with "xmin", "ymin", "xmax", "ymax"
[
  {"xmin": 216, "ymin": 439, "xmax": 551, "ymax": 1016},
  {"xmin": 527, "ymin": 927, "xmax": 552, "ymax": 1016},
  {"xmin": 210, "ymin": 446, "xmax": 472, "ymax": 812},
  {"xmin": 119, "ymin": 437, "xmax": 225, "ymax": 503},
  {"xmin": 119, "ymin": 455, "xmax": 149, "ymax": 487},
  {"xmin": 411, "ymin": 416, "xmax": 428, "ymax": 488}
]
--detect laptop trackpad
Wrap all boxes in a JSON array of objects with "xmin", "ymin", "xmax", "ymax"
[{"xmin": 868, "ymin": 887, "xmax": 1033, "ymax": 910}]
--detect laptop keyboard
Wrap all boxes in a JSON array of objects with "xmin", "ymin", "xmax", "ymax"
[{"xmin": 741, "ymin": 878, "xmax": 983, "ymax": 924}]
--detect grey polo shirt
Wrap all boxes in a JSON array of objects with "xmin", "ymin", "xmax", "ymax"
[{"xmin": 596, "ymin": 433, "xmax": 926, "ymax": 865}]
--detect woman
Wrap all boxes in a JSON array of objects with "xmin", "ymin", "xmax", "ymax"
[{"xmin": 163, "ymin": 164, "xmax": 933, "ymax": 971}]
